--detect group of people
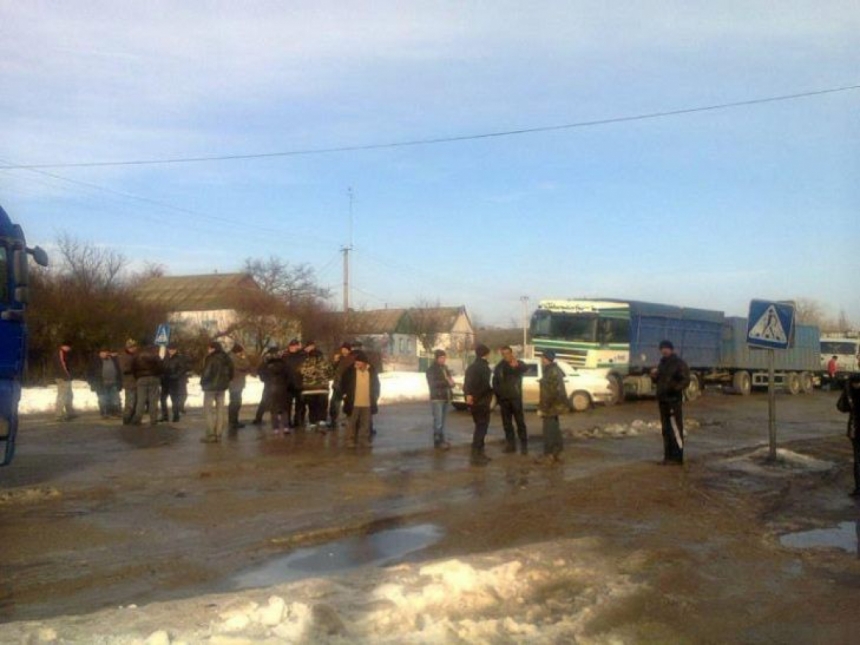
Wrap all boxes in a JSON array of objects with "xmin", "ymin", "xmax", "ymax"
[
  {"xmin": 425, "ymin": 340, "xmax": 692, "ymax": 468},
  {"xmin": 54, "ymin": 337, "xmax": 383, "ymax": 449}
]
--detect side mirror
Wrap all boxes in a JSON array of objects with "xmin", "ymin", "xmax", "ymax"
[{"xmin": 29, "ymin": 246, "xmax": 49, "ymax": 268}]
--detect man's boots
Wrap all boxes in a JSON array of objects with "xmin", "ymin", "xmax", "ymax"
[{"xmin": 470, "ymin": 449, "xmax": 491, "ymax": 466}]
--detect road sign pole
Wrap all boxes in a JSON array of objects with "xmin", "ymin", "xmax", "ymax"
[{"xmin": 768, "ymin": 348, "xmax": 776, "ymax": 461}]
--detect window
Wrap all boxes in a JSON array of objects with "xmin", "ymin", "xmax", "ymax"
[
  {"xmin": 821, "ymin": 341, "xmax": 858, "ymax": 356},
  {"xmin": 531, "ymin": 311, "xmax": 597, "ymax": 343},
  {"xmin": 598, "ymin": 317, "xmax": 630, "ymax": 345}
]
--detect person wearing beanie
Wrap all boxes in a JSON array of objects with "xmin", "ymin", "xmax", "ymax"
[
  {"xmin": 537, "ymin": 350, "xmax": 568, "ymax": 464},
  {"xmin": 300, "ymin": 340, "xmax": 333, "ymax": 431},
  {"xmin": 651, "ymin": 339, "xmax": 691, "ymax": 465},
  {"xmin": 328, "ymin": 342, "xmax": 354, "ymax": 427},
  {"xmin": 117, "ymin": 339, "xmax": 139, "ymax": 425},
  {"xmin": 341, "ymin": 350, "xmax": 380, "ymax": 449},
  {"xmin": 464, "ymin": 344, "xmax": 494, "ymax": 466},
  {"xmin": 228, "ymin": 343, "xmax": 252, "ymax": 433},
  {"xmin": 425, "ymin": 349, "xmax": 455, "ymax": 450}
]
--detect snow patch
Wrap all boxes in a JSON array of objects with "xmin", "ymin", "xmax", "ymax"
[
  {"xmin": 714, "ymin": 447, "xmax": 835, "ymax": 475},
  {"xmin": 570, "ymin": 418, "xmax": 700, "ymax": 439}
]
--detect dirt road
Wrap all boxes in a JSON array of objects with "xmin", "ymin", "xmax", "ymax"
[{"xmin": 1, "ymin": 389, "xmax": 858, "ymax": 642}]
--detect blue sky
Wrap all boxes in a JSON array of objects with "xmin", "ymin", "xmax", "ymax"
[{"xmin": 2, "ymin": 1, "xmax": 858, "ymax": 327}]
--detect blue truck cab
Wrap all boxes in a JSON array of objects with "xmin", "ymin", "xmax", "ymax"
[{"xmin": 0, "ymin": 204, "xmax": 48, "ymax": 466}]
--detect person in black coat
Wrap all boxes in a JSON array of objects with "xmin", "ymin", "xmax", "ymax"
[
  {"xmin": 267, "ymin": 351, "xmax": 291, "ymax": 435},
  {"xmin": 651, "ymin": 340, "xmax": 691, "ymax": 465},
  {"xmin": 464, "ymin": 344, "xmax": 494, "ymax": 466},
  {"xmin": 160, "ymin": 344, "xmax": 190, "ymax": 423},
  {"xmin": 283, "ymin": 339, "xmax": 306, "ymax": 429},
  {"xmin": 493, "ymin": 345, "xmax": 530, "ymax": 454},
  {"xmin": 844, "ymin": 374, "xmax": 860, "ymax": 497}
]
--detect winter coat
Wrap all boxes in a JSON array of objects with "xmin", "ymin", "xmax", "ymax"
[
  {"xmin": 229, "ymin": 352, "xmax": 252, "ymax": 389},
  {"xmin": 846, "ymin": 381, "xmax": 860, "ymax": 440},
  {"xmin": 283, "ymin": 350, "xmax": 306, "ymax": 392},
  {"xmin": 200, "ymin": 348, "xmax": 234, "ymax": 392},
  {"xmin": 492, "ymin": 359, "xmax": 530, "ymax": 401},
  {"xmin": 341, "ymin": 364, "xmax": 380, "ymax": 416},
  {"xmin": 539, "ymin": 361, "xmax": 569, "ymax": 417},
  {"xmin": 654, "ymin": 353, "xmax": 691, "ymax": 402},
  {"xmin": 132, "ymin": 347, "xmax": 163, "ymax": 379},
  {"xmin": 301, "ymin": 350, "xmax": 333, "ymax": 392},
  {"xmin": 117, "ymin": 350, "xmax": 138, "ymax": 390},
  {"xmin": 161, "ymin": 353, "xmax": 190, "ymax": 384},
  {"xmin": 86, "ymin": 355, "xmax": 121, "ymax": 391},
  {"xmin": 332, "ymin": 353, "xmax": 355, "ymax": 391},
  {"xmin": 266, "ymin": 356, "xmax": 290, "ymax": 401},
  {"xmin": 463, "ymin": 358, "xmax": 493, "ymax": 408},
  {"xmin": 425, "ymin": 363, "xmax": 453, "ymax": 401}
]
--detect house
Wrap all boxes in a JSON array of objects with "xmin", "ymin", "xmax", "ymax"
[
  {"xmin": 340, "ymin": 308, "xmax": 418, "ymax": 371},
  {"xmin": 136, "ymin": 273, "xmax": 264, "ymax": 339},
  {"xmin": 408, "ymin": 305, "xmax": 475, "ymax": 356}
]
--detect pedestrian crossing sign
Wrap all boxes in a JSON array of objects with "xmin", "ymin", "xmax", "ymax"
[
  {"xmin": 154, "ymin": 323, "xmax": 171, "ymax": 346},
  {"xmin": 747, "ymin": 300, "xmax": 795, "ymax": 350}
]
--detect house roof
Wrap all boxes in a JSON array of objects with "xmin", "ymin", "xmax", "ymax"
[
  {"xmin": 136, "ymin": 273, "xmax": 261, "ymax": 312},
  {"xmin": 408, "ymin": 306, "xmax": 471, "ymax": 333},
  {"xmin": 342, "ymin": 308, "xmax": 411, "ymax": 335}
]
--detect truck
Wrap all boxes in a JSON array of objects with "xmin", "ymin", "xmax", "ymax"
[
  {"xmin": 819, "ymin": 333, "xmax": 860, "ymax": 386},
  {"xmin": 0, "ymin": 204, "xmax": 49, "ymax": 466},
  {"xmin": 530, "ymin": 298, "xmax": 821, "ymax": 403}
]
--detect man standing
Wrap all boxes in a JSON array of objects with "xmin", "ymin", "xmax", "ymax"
[
  {"xmin": 651, "ymin": 340, "xmax": 691, "ymax": 465},
  {"xmin": 228, "ymin": 343, "xmax": 251, "ymax": 433},
  {"xmin": 87, "ymin": 348, "xmax": 121, "ymax": 418},
  {"xmin": 827, "ymin": 355, "xmax": 839, "ymax": 390},
  {"xmin": 160, "ymin": 343, "xmax": 189, "ymax": 423},
  {"xmin": 283, "ymin": 339, "xmax": 305, "ymax": 430},
  {"xmin": 464, "ymin": 343, "xmax": 494, "ymax": 466},
  {"xmin": 300, "ymin": 340, "xmax": 333, "ymax": 431},
  {"xmin": 425, "ymin": 349, "xmax": 454, "ymax": 450},
  {"xmin": 117, "ymin": 339, "xmax": 139, "ymax": 425},
  {"xmin": 537, "ymin": 350, "xmax": 568, "ymax": 464},
  {"xmin": 53, "ymin": 342, "xmax": 75, "ymax": 421},
  {"xmin": 200, "ymin": 341, "xmax": 234, "ymax": 443},
  {"xmin": 131, "ymin": 344, "xmax": 163, "ymax": 426},
  {"xmin": 341, "ymin": 351, "xmax": 380, "ymax": 449},
  {"xmin": 329, "ymin": 342, "xmax": 353, "ymax": 427},
  {"xmin": 252, "ymin": 346, "xmax": 279, "ymax": 425},
  {"xmin": 493, "ymin": 345, "xmax": 530, "ymax": 455}
]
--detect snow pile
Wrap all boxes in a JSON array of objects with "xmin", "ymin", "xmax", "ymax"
[
  {"xmin": 18, "ymin": 373, "xmax": 429, "ymax": 416},
  {"xmin": 570, "ymin": 418, "xmax": 700, "ymax": 439},
  {"xmin": 0, "ymin": 539, "xmax": 641, "ymax": 644},
  {"xmin": 714, "ymin": 447, "xmax": 835, "ymax": 475}
]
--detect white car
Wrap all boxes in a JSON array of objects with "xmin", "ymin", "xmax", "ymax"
[{"xmin": 451, "ymin": 358, "xmax": 613, "ymax": 412}]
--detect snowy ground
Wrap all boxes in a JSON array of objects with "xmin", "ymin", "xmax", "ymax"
[
  {"xmin": 0, "ymin": 539, "xmax": 639, "ymax": 644},
  {"xmin": 20, "ymin": 373, "xmax": 430, "ymax": 415}
]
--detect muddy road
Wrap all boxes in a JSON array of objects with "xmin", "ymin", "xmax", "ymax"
[{"xmin": 1, "ymin": 389, "xmax": 858, "ymax": 642}]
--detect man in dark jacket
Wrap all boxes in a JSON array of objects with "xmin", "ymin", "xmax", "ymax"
[
  {"xmin": 160, "ymin": 344, "xmax": 189, "ymax": 423},
  {"xmin": 651, "ymin": 340, "xmax": 691, "ymax": 465},
  {"xmin": 493, "ymin": 345, "xmax": 530, "ymax": 455},
  {"xmin": 53, "ymin": 342, "xmax": 75, "ymax": 421},
  {"xmin": 464, "ymin": 344, "xmax": 494, "ymax": 466},
  {"xmin": 200, "ymin": 341, "xmax": 234, "ymax": 443},
  {"xmin": 328, "ymin": 342, "xmax": 353, "ymax": 427},
  {"xmin": 341, "ymin": 351, "xmax": 380, "ymax": 449},
  {"xmin": 425, "ymin": 349, "xmax": 454, "ymax": 450},
  {"xmin": 283, "ymin": 339, "xmax": 306, "ymax": 429},
  {"xmin": 117, "ymin": 339, "xmax": 139, "ymax": 425},
  {"xmin": 252, "ymin": 346, "xmax": 279, "ymax": 425},
  {"xmin": 131, "ymin": 344, "xmax": 163, "ymax": 426},
  {"xmin": 87, "ymin": 348, "xmax": 121, "ymax": 418},
  {"xmin": 228, "ymin": 343, "xmax": 252, "ymax": 433}
]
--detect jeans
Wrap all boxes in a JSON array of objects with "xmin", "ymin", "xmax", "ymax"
[
  {"xmin": 96, "ymin": 385, "xmax": 121, "ymax": 416},
  {"xmin": 659, "ymin": 400, "xmax": 684, "ymax": 463},
  {"xmin": 542, "ymin": 415, "xmax": 563, "ymax": 456},
  {"xmin": 203, "ymin": 390, "xmax": 227, "ymax": 439},
  {"xmin": 55, "ymin": 379, "xmax": 74, "ymax": 420},
  {"xmin": 431, "ymin": 400, "xmax": 449, "ymax": 443},
  {"xmin": 133, "ymin": 376, "xmax": 161, "ymax": 425}
]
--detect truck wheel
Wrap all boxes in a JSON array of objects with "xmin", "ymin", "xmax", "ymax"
[
  {"xmin": 685, "ymin": 374, "xmax": 702, "ymax": 401},
  {"xmin": 570, "ymin": 391, "xmax": 592, "ymax": 412},
  {"xmin": 605, "ymin": 374, "xmax": 624, "ymax": 406},
  {"xmin": 786, "ymin": 372, "xmax": 801, "ymax": 395},
  {"xmin": 800, "ymin": 371, "xmax": 814, "ymax": 394},
  {"xmin": 732, "ymin": 371, "xmax": 751, "ymax": 396}
]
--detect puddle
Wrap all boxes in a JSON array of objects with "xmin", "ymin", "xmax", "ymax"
[
  {"xmin": 230, "ymin": 523, "xmax": 443, "ymax": 590},
  {"xmin": 780, "ymin": 522, "xmax": 859, "ymax": 554}
]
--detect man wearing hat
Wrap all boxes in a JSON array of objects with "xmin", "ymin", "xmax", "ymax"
[
  {"xmin": 117, "ymin": 339, "xmax": 139, "ymax": 425},
  {"xmin": 283, "ymin": 339, "xmax": 306, "ymax": 429},
  {"xmin": 464, "ymin": 343, "xmax": 494, "ymax": 465},
  {"xmin": 328, "ymin": 342, "xmax": 353, "ymax": 427},
  {"xmin": 651, "ymin": 340, "xmax": 691, "ymax": 465},
  {"xmin": 537, "ymin": 350, "xmax": 568, "ymax": 463},
  {"xmin": 341, "ymin": 350, "xmax": 380, "ymax": 449},
  {"xmin": 425, "ymin": 349, "xmax": 455, "ymax": 450}
]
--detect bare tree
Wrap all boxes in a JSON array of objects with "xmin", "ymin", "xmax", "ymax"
[
  {"xmin": 410, "ymin": 298, "xmax": 442, "ymax": 356},
  {"xmin": 56, "ymin": 232, "xmax": 127, "ymax": 292},
  {"xmin": 243, "ymin": 257, "xmax": 331, "ymax": 306}
]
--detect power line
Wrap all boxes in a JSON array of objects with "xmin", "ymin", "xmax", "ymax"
[{"xmin": 2, "ymin": 84, "xmax": 857, "ymax": 170}]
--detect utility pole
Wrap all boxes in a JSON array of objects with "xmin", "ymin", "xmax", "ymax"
[
  {"xmin": 521, "ymin": 295, "xmax": 530, "ymax": 353},
  {"xmin": 342, "ymin": 187, "xmax": 354, "ymax": 312}
]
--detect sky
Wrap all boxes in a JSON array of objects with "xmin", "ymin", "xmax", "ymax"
[{"xmin": 1, "ymin": 1, "xmax": 858, "ymax": 327}]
